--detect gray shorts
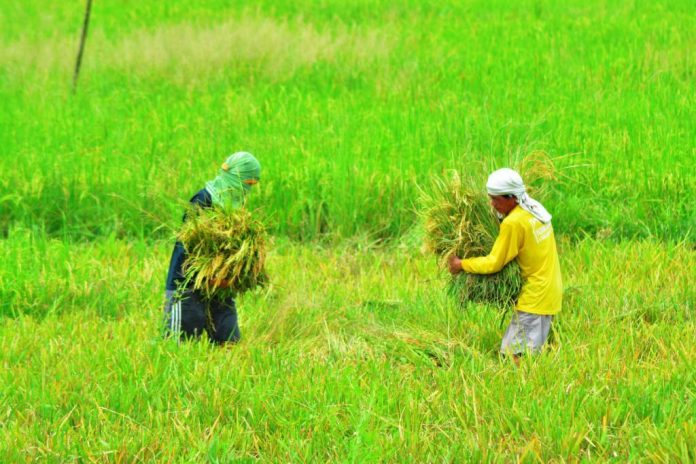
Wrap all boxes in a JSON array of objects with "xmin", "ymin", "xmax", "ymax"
[{"xmin": 501, "ymin": 310, "xmax": 553, "ymax": 355}]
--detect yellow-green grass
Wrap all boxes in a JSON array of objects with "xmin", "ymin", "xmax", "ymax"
[{"xmin": 0, "ymin": 233, "xmax": 694, "ymax": 461}]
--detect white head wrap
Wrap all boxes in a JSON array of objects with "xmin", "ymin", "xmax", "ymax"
[{"xmin": 486, "ymin": 168, "xmax": 552, "ymax": 224}]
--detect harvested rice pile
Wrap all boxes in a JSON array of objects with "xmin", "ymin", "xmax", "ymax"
[{"xmin": 178, "ymin": 206, "xmax": 268, "ymax": 299}]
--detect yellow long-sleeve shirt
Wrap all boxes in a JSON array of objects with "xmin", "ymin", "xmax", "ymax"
[{"xmin": 461, "ymin": 206, "xmax": 563, "ymax": 315}]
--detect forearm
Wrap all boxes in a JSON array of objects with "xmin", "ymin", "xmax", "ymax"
[
  {"xmin": 461, "ymin": 254, "xmax": 507, "ymax": 274},
  {"xmin": 460, "ymin": 222, "xmax": 518, "ymax": 274}
]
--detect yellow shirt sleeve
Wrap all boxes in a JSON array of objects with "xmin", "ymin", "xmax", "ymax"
[{"xmin": 460, "ymin": 220, "xmax": 521, "ymax": 274}]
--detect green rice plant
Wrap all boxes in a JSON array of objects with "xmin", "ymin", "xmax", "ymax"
[
  {"xmin": 177, "ymin": 206, "xmax": 269, "ymax": 300},
  {"xmin": 2, "ymin": 2, "xmax": 695, "ymax": 242},
  {"xmin": 420, "ymin": 169, "xmax": 523, "ymax": 310}
]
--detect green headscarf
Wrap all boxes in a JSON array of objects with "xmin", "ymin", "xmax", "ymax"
[{"xmin": 205, "ymin": 152, "xmax": 261, "ymax": 208}]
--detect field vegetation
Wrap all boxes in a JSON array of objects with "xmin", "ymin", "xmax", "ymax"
[{"xmin": 0, "ymin": 0, "xmax": 694, "ymax": 461}]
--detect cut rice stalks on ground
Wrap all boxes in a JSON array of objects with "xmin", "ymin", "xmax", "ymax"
[{"xmin": 178, "ymin": 206, "xmax": 269, "ymax": 300}]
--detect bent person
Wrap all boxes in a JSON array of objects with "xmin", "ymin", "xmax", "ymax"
[
  {"xmin": 164, "ymin": 151, "xmax": 261, "ymax": 344},
  {"xmin": 448, "ymin": 168, "xmax": 562, "ymax": 361}
]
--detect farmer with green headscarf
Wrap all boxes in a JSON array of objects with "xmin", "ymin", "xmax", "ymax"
[{"xmin": 164, "ymin": 151, "xmax": 261, "ymax": 344}]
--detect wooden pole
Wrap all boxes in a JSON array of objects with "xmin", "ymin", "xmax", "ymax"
[{"xmin": 72, "ymin": 0, "xmax": 93, "ymax": 93}]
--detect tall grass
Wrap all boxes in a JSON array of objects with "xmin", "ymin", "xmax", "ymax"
[{"xmin": 1, "ymin": 0, "xmax": 694, "ymax": 241}]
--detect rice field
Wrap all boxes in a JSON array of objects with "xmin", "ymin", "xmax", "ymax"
[{"xmin": 1, "ymin": 0, "xmax": 694, "ymax": 461}]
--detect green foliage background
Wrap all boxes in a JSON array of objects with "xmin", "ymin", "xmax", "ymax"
[
  {"xmin": 1, "ymin": 0, "xmax": 693, "ymax": 241},
  {"xmin": 0, "ymin": 1, "xmax": 694, "ymax": 461}
]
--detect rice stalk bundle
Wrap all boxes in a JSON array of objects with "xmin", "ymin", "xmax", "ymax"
[
  {"xmin": 178, "ymin": 206, "xmax": 268, "ymax": 299},
  {"xmin": 420, "ymin": 169, "xmax": 523, "ymax": 309}
]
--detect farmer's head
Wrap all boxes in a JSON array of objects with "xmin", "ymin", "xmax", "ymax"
[
  {"xmin": 205, "ymin": 151, "xmax": 261, "ymax": 208},
  {"xmin": 486, "ymin": 168, "xmax": 524, "ymax": 216}
]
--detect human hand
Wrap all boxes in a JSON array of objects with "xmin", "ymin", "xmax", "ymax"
[
  {"xmin": 447, "ymin": 255, "xmax": 463, "ymax": 275},
  {"xmin": 211, "ymin": 278, "xmax": 232, "ymax": 289}
]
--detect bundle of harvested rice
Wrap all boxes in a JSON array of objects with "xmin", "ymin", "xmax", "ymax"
[
  {"xmin": 178, "ymin": 206, "xmax": 268, "ymax": 299},
  {"xmin": 421, "ymin": 170, "xmax": 523, "ymax": 309}
]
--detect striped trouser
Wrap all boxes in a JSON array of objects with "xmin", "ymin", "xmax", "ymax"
[{"xmin": 163, "ymin": 289, "xmax": 240, "ymax": 344}]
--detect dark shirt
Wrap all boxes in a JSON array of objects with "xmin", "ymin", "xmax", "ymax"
[{"xmin": 165, "ymin": 188, "xmax": 212, "ymax": 291}]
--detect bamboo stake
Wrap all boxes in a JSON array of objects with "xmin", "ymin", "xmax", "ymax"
[{"xmin": 72, "ymin": 0, "xmax": 93, "ymax": 93}]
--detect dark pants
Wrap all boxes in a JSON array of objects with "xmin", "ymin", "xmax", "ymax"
[{"xmin": 164, "ymin": 289, "xmax": 240, "ymax": 344}]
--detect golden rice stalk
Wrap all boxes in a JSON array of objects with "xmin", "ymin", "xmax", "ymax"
[{"xmin": 178, "ymin": 206, "xmax": 268, "ymax": 300}]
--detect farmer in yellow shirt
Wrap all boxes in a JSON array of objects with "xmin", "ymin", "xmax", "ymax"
[{"xmin": 448, "ymin": 168, "xmax": 563, "ymax": 359}]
